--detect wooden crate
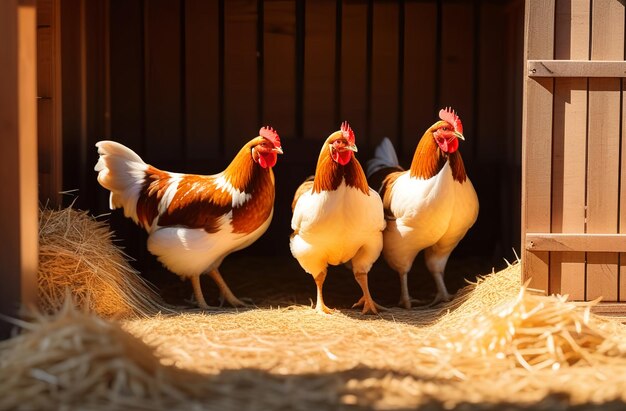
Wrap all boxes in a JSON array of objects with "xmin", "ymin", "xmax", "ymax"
[{"xmin": 522, "ymin": 0, "xmax": 626, "ymax": 310}]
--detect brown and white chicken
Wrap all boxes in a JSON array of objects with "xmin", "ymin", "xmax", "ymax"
[
  {"xmin": 95, "ymin": 127, "xmax": 283, "ymax": 309},
  {"xmin": 366, "ymin": 108, "xmax": 479, "ymax": 308},
  {"xmin": 290, "ymin": 122, "xmax": 386, "ymax": 314}
]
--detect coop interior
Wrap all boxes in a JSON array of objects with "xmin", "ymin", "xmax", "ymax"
[{"xmin": 5, "ymin": 0, "xmax": 626, "ymax": 410}]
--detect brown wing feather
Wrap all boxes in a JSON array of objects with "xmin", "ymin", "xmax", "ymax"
[
  {"xmin": 292, "ymin": 176, "xmax": 314, "ymax": 212},
  {"xmin": 379, "ymin": 171, "xmax": 404, "ymax": 219}
]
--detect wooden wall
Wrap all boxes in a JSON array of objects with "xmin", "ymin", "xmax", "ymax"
[
  {"xmin": 522, "ymin": 0, "xmax": 626, "ymax": 305},
  {"xmin": 55, "ymin": 0, "xmax": 524, "ymax": 274}
]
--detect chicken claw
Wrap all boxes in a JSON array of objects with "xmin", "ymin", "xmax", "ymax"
[{"xmin": 352, "ymin": 296, "xmax": 387, "ymax": 315}]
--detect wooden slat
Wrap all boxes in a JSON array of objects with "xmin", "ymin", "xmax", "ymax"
[
  {"xmin": 548, "ymin": 0, "xmax": 589, "ymax": 299},
  {"xmin": 440, "ymin": 1, "xmax": 475, "ymax": 161},
  {"xmin": 224, "ymin": 0, "xmax": 258, "ymax": 157},
  {"xmin": 37, "ymin": 0, "xmax": 52, "ymax": 26},
  {"xmin": 586, "ymin": 0, "xmax": 624, "ymax": 302},
  {"xmin": 109, "ymin": 0, "xmax": 143, "ymax": 153},
  {"xmin": 528, "ymin": 60, "xmax": 626, "ymax": 78},
  {"xmin": 369, "ymin": 1, "xmax": 398, "ymax": 148},
  {"xmin": 0, "ymin": 0, "xmax": 39, "ymax": 336},
  {"xmin": 303, "ymin": 0, "xmax": 335, "ymax": 140},
  {"xmin": 476, "ymin": 1, "xmax": 507, "ymax": 163},
  {"xmin": 37, "ymin": 26, "xmax": 52, "ymax": 97},
  {"xmin": 622, "ymin": 75, "xmax": 626, "ymax": 301},
  {"xmin": 144, "ymin": 0, "xmax": 182, "ymax": 162},
  {"xmin": 263, "ymin": 0, "xmax": 296, "ymax": 140},
  {"xmin": 527, "ymin": 233, "xmax": 626, "ymax": 252},
  {"xmin": 401, "ymin": 1, "xmax": 436, "ymax": 164},
  {"xmin": 340, "ymin": 0, "xmax": 367, "ymax": 146},
  {"xmin": 185, "ymin": 0, "xmax": 220, "ymax": 163},
  {"xmin": 521, "ymin": 0, "xmax": 555, "ymax": 294}
]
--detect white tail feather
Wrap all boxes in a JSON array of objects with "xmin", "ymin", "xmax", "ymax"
[
  {"xmin": 365, "ymin": 137, "xmax": 399, "ymax": 177},
  {"xmin": 95, "ymin": 141, "xmax": 149, "ymax": 226}
]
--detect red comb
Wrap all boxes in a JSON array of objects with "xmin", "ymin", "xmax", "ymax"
[
  {"xmin": 340, "ymin": 121, "xmax": 355, "ymax": 145},
  {"xmin": 259, "ymin": 126, "xmax": 281, "ymax": 147},
  {"xmin": 438, "ymin": 107, "xmax": 463, "ymax": 134}
]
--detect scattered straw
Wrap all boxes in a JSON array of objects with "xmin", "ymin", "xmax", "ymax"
[
  {"xmin": 0, "ymin": 300, "xmax": 207, "ymax": 411},
  {"xmin": 38, "ymin": 207, "xmax": 170, "ymax": 318},
  {"xmin": 121, "ymin": 262, "xmax": 626, "ymax": 409}
]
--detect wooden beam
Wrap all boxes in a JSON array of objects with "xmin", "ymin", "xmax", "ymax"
[
  {"xmin": 0, "ymin": 0, "xmax": 39, "ymax": 338},
  {"xmin": 528, "ymin": 60, "xmax": 626, "ymax": 78},
  {"xmin": 526, "ymin": 233, "xmax": 626, "ymax": 253}
]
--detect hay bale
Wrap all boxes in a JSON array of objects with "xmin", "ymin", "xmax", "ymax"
[
  {"xmin": 0, "ymin": 301, "xmax": 207, "ymax": 411},
  {"xmin": 38, "ymin": 207, "xmax": 170, "ymax": 318}
]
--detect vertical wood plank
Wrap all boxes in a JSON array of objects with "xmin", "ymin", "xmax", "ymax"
[
  {"xmin": 303, "ymin": 0, "xmax": 335, "ymax": 140},
  {"xmin": 340, "ymin": 0, "xmax": 367, "ymax": 145},
  {"xmin": 476, "ymin": 2, "xmax": 507, "ymax": 163},
  {"xmin": 622, "ymin": 75, "xmax": 626, "ymax": 301},
  {"xmin": 401, "ymin": 1, "xmax": 436, "ymax": 164},
  {"xmin": 549, "ymin": 0, "xmax": 589, "ymax": 299},
  {"xmin": 439, "ymin": 1, "xmax": 475, "ymax": 161},
  {"xmin": 263, "ymin": 0, "xmax": 296, "ymax": 139},
  {"xmin": 0, "ymin": 0, "xmax": 39, "ymax": 336},
  {"xmin": 224, "ymin": 0, "xmax": 258, "ymax": 156},
  {"xmin": 110, "ymin": 0, "xmax": 143, "ymax": 152},
  {"xmin": 185, "ymin": 0, "xmax": 220, "ymax": 162},
  {"xmin": 144, "ymin": 0, "xmax": 182, "ymax": 162},
  {"xmin": 369, "ymin": 1, "xmax": 398, "ymax": 148},
  {"xmin": 586, "ymin": 0, "xmax": 624, "ymax": 301},
  {"xmin": 521, "ymin": 0, "xmax": 555, "ymax": 293}
]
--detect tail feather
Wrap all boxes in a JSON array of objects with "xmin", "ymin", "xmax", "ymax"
[
  {"xmin": 95, "ymin": 141, "xmax": 149, "ymax": 226},
  {"xmin": 365, "ymin": 137, "xmax": 400, "ymax": 178}
]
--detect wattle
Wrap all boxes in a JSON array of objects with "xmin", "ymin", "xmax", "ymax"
[
  {"xmin": 332, "ymin": 150, "xmax": 352, "ymax": 166},
  {"xmin": 436, "ymin": 137, "xmax": 459, "ymax": 154},
  {"xmin": 259, "ymin": 152, "xmax": 277, "ymax": 168}
]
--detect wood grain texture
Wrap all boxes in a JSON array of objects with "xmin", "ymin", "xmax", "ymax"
[
  {"xmin": 224, "ymin": 0, "xmax": 258, "ymax": 157},
  {"xmin": 263, "ymin": 0, "xmax": 296, "ymax": 140},
  {"xmin": 521, "ymin": 0, "xmax": 555, "ymax": 294},
  {"xmin": 185, "ymin": 0, "xmax": 220, "ymax": 161},
  {"xmin": 303, "ymin": 0, "xmax": 335, "ymax": 140},
  {"xmin": 369, "ymin": 1, "xmax": 398, "ymax": 148},
  {"xmin": 528, "ymin": 60, "xmax": 626, "ymax": 77},
  {"xmin": 549, "ymin": 0, "xmax": 589, "ymax": 299},
  {"xmin": 401, "ymin": 1, "xmax": 436, "ymax": 165},
  {"xmin": 0, "ymin": 0, "xmax": 39, "ymax": 334},
  {"xmin": 586, "ymin": 0, "xmax": 624, "ymax": 301},
  {"xmin": 110, "ymin": 0, "xmax": 144, "ymax": 152},
  {"xmin": 440, "ymin": 1, "xmax": 475, "ymax": 161},
  {"xmin": 144, "ymin": 0, "xmax": 182, "ymax": 162},
  {"xmin": 527, "ymin": 233, "xmax": 626, "ymax": 252},
  {"xmin": 340, "ymin": 0, "xmax": 367, "ymax": 147}
]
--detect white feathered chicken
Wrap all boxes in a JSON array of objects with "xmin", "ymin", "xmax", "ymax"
[
  {"xmin": 366, "ymin": 108, "xmax": 479, "ymax": 308},
  {"xmin": 291, "ymin": 122, "xmax": 386, "ymax": 314},
  {"xmin": 95, "ymin": 127, "xmax": 283, "ymax": 309}
]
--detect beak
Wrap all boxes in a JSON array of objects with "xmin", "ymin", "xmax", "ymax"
[
  {"xmin": 273, "ymin": 146, "xmax": 284, "ymax": 154},
  {"xmin": 346, "ymin": 144, "xmax": 358, "ymax": 152},
  {"xmin": 454, "ymin": 131, "xmax": 465, "ymax": 141}
]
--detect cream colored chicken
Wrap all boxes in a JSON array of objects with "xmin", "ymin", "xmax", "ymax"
[{"xmin": 291, "ymin": 122, "xmax": 386, "ymax": 314}]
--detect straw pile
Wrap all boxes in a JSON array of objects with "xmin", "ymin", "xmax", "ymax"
[
  {"xmin": 0, "ymin": 300, "xmax": 208, "ymax": 411},
  {"xmin": 38, "ymin": 207, "xmax": 170, "ymax": 318}
]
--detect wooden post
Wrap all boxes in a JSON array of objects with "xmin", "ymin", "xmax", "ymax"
[
  {"xmin": 521, "ymin": 0, "xmax": 555, "ymax": 293},
  {"xmin": 0, "ymin": 0, "xmax": 39, "ymax": 338}
]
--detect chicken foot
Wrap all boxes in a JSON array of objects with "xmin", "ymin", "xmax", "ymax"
[
  {"xmin": 207, "ymin": 269, "xmax": 249, "ymax": 308},
  {"xmin": 398, "ymin": 272, "xmax": 431, "ymax": 309},
  {"xmin": 313, "ymin": 270, "xmax": 334, "ymax": 314},
  {"xmin": 352, "ymin": 272, "xmax": 386, "ymax": 314},
  {"xmin": 428, "ymin": 271, "xmax": 452, "ymax": 307}
]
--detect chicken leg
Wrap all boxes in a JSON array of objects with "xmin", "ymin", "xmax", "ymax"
[
  {"xmin": 398, "ymin": 272, "xmax": 429, "ymax": 309},
  {"xmin": 352, "ymin": 272, "xmax": 386, "ymax": 314},
  {"xmin": 191, "ymin": 275, "xmax": 211, "ymax": 310},
  {"xmin": 430, "ymin": 271, "xmax": 452, "ymax": 306},
  {"xmin": 208, "ymin": 269, "xmax": 248, "ymax": 307},
  {"xmin": 313, "ymin": 270, "xmax": 334, "ymax": 314}
]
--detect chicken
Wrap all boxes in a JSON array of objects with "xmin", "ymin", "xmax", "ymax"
[
  {"xmin": 366, "ymin": 108, "xmax": 479, "ymax": 308},
  {"xmin": 290, "ymin": 122, "xmax": 386, "ymax": 314},
  {"xmin": 94, "ymin": 127, "xmax": 283, "ymax": 309}
]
